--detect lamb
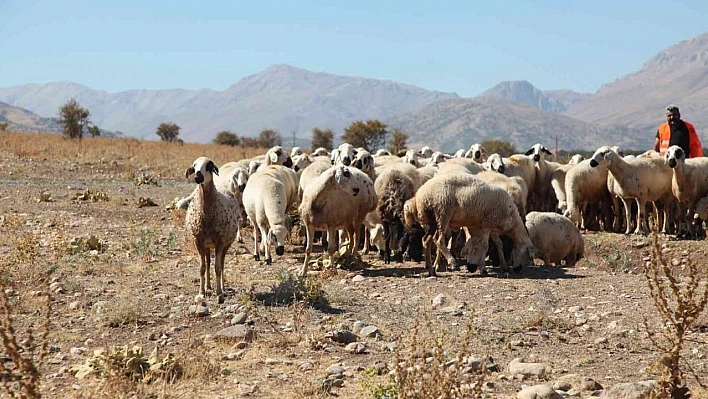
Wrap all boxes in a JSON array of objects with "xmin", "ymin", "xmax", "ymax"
[
  {"xmin": 242, "ymin": 165, "xmax": 299, "ymax": 264},
  {"xmin": 404, "ymin": 174, "xmax": 534, "ymax": 276},
  {"xmin": 375, "ymin": 163, "xmax": 422, "ymax": 262},
  {"xmin": 590, "ymin": 146, "xmax": 673, "ymax": 234},
  {"xmin": 664, "ymin": 145, "xmax": 708, "ymax": 237},
  {"xmin": 525, "ymin": 211, "xmax": 584, "ymax": 267},
  {"xmin": 299, "ymin": 165, "xmax": 377, "ymax": 275},
  {"xmin": 465, "ymin": 143, "xmax": 487, "ymax": 163},
  {"xmin": 184, "ymin": 157, "xmax": 240, "ymax": 303}
]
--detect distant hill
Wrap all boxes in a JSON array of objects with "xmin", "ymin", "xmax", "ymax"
[
  {"xmin": 564, "ymin": 32, "xmax": 708, "ymax": 144},
  {"xmin": 0, "ymin": 101, "xmax": 61, "ymax": 133},
  {"xmin": 480, "ymin": 81, "xmax": 590, "ymax": 113},
  {"xmin": 0, "ymin": 65, "xmax": 458, "ymax": 143},
  {"xmin": 387, "ymin": 97, "xmax": 643, "ymax": 152}
]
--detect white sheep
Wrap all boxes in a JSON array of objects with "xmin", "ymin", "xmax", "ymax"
[
  {"xmin": 373, "ymin": 154, "xmax": 402, "ymax": 168},
  {"xmin": 353, "ymin": 149, "xmax": 377, "ymax": 180},
  {"xmin": 261, "ymin": 146, "xmax": 294, "ymax": 169},
  {"xmin": 298, "ymin": 160, "xmax": 332, "ymax": 196},
  {"xmin": 299, "ymin": 165, "xmax": 377, "ymax": 275},
  {"xmin": 453, "ymin": 149, "xmax": 466, "ymax": 158},
  {"xmin": 525, "ymin": 211, "xmax": 584, "ymax": 267},
  {"xmin": 418, "ymin": 146, "xmax": 434, "ymax": 158},
  {"xmin": 549, "ymin": 163, "xmax": 575, "ymax": 214},
  {"xmin": 184, "ymin": 157, "xmax": 240, "ymax": 303},
  {"xmin": 242, "ymin": 165, "xmax": 299, "ymax": 264},
  {"xmin": 312, "ymin": 147, "xmax": 330, "ymax": 157},
  {"xmin": 429, "ymin": 151, "xmax": 450, "ymax": 166},
  {"xmin": 331, "ymin": 143, "xmax": 357, "ymax": 166},
  {"xmin": 665, "ymin": 145, "xmax": 708, "ymax": 237},
  {"xmin": 437, "ymin": 157, "xmax": 484, "ymax": 175},
  {"xmin": 374, "ymin": 149, "xmax": 391, "ymax": 157},
  {"xmin": 290, "ymin": 146, "xmax": 304, "ymax": 158},
  {"xmin": 292, "ymin": 154, "xmax": 314, "ymax": 174},
  {"xmin": 404, "ymin": 174, "xmax": 534, "ymax": 276},
  {"xmin": 568, "ymin": 154, "xmax": 585, "ymax": 165},
  {"xmin": 483, "ymin": 153, "xmax": 506, "ymax": 174},
  {"xmin": 402, "ymin": 149, "xmax": 421, "ymax": 167},
  {"xmin": 590, "ymin": 146, "xmax": 673, "ymax": 234},
  {"xmin": 465, "ymin": 143, "xmax": 487, "ymax": 163},
  {"xmin": 477, "ymin": 171, "xmax": 528, "ymax": 220}
]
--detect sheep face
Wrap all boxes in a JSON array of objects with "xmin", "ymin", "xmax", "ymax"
[
  {"xmin": 418, "ymin": 146, "xmax": 434, "ymax": 158},
  {"xmin": 232, "ymin": 168, "xmax": 249, "ymax": 192},
  {"xmin": 353, "ymin": 151, "xmax": 374, "ymax": 171},
  {"xmin": 462, "ymin": 235, "xmax": 489, "ymax": 272},
  {"xmin": 466, "ymin": 143, "xmax": 487, "ymax": 162},
  {"xmin": 313, "ymin": 147, "xmax": 330, "ymax": 157},
  {"xmin": 268, "ymin": 146, "xmax": 293, "ymax": 168},
  {"xmin": 270, "ymin": 225, "xmax": 289, "ymax": 256},
  {"xmin": 589, "ymin": 146, "xmax": 616, "ymax": 168},
  {"xmin": 290, "ymin": 146, "xmax": 303, "ymax": 158},
  {"xmin": 186, "ymin": 157, "xmax": 219, "ymax": 185},
  {"xmin": 569, "ymin": 154, "xmax": 584, "ymax": 165},
  {"xmin": 374, "ymin": 149, "xmax": 390, "ymax": 157},
  {"xmin": 430, "ymin": 151, "xmax": 448, "ymax": 165},
  {"xmin": 511, "ymin": 243, "xmax": 535, "ymax": 272},
  {"xmin": 336, "ymin": 143, "xmax": 357, "ymax": 166},
  {"xmin": 487, "ymin": 154, "xmax": 505, "ymax": 174},
  {"xmin": 403, "ymin": 150, "xmax": 419, "ymax": 167},
  {"xmin": 665, "ymin": 145, "xmax": 685, "ymax": 168},
  {"xmin": 525, "ymin": 143, "xmax": 552, "ymax": 163},
  {"xmin": 333, "ymin": 166, "xmax": 360, "ymax": 196},
  {"xmin": 292, "ymin": 154, "xmax": 313, "ymax": 173}
]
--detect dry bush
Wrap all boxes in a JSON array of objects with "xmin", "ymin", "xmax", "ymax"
[
  {"xmin": 0, "ymin": 281, "xmax": 51, "ymax": 399},
  {"xmin": 644, "ymin": 233, "xmax": 708, "ymax": 398},
  {"xmin": 362, "ymin": 309, "xmax": 486, "ymax": 399}
]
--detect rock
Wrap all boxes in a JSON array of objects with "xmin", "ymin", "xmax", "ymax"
[
  {"xmin": 594, "ymin": 337, "xmax": 608, "ymax": 345},
  {"xmin": 517, "ymin": 384, "xmax": 563, "ymax": 399},
  {"xmin": 352, "ymin": 320, "xmax": 368, "ymax": 333},
  {"xmin": 326, "ymin": 364, "xmax": 345, "ymax": 377},
  {"xmin": 606, "ymin": 320, "xmax": 621, "ymax": 331},
  {"xmin": 153, "ymin": 293, "xmax": 168, "ymax": 301},
  {"xmin": 602, "ymin": 380, "xmax": 655, "ymax": 399},
  {"xmin": 432, "ymin": 294, "xmax": 446, "ymax": 308},
  {"xmin": 213, "ymin": 325, "xmax": 255, "ymax": 343},
  {"xmin": 344, "ymin": 342, "xmax": 367, "ymax": 354},
  {"xmin": 508, "ymin": 358, "xmax": 549, "ymax": 379},
  {"xmin": 68, "ymin": 301, "xmax": 81, "ymax": 310},
  {"xmin": 581, "ymin": 378, "xmax": 602, "ymax": 391},
  {"xmin": 69, "ymin": 347, "xmax": 86, "ymax": 356},
  {"xmin": 352, "ymin": 275, "xmax": 365, "ymax": 282},
  {"xmin": 325, "ymin": 330, "xmax": 359, "ymax": 344},
  {"xmin": 188, "ymin": 305, "xmax": 209, "ymax": 317},
  {"xmin": 299, "ymin": 361, "xmax": 314, "ymax": 371},
  {"xmin": 231, "ymin": 312, "xmax": 248, "ymax": 325},
  {"xmin": 360, "ymin": 325, "xmax": 381, "ymax": 338},
  {"xmin": 265, "ymin": 358, "xmax": 281, "ymax": 365},
  {"xmin": 440, "ymin": 306, "xmax": 463, "ymax": 316},
  {"xmin": 233, "ymin": 341, "xmax": 248, "ymax": 350},
  {"xmin": 553, "ymin": 381, "xmax": 572, "ymax": 391},
  {"xmin": 567, "ymin": 306, "xmax": 582, "ymax": 313},
  {"xmin": 490, "ymin": 305, "xmax": 503, "ymax": 314},
  {"xmin": 222, "ymin": 351, "xmax": 245, "ymax": 361}
]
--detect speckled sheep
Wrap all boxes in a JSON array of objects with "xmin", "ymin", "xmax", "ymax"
[
  {"xmin": 525, "ymin": 211, "xmax": 584, "ymax": 267},
  {"xmin": 184, "ymin": 157, "xmax": 240, "ymax": 303},
  {"xmin": 665, "ymin": 145, "xmax": 708, "ymax": 237}
]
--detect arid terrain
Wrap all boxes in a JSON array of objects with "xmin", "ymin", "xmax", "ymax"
[{"xmin": 1, "ymin": 132, "xmax": 707, "ymax": 399}]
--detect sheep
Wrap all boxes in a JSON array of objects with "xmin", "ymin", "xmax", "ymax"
[
  {"xmin": 261, "ymin": 146, "xmax": 294, "ymax": 169},
  {"xmin": 525, "ymin": 211, "xmax": 584, "ymax": 267},
  {"xmin": 242, "ymin": 165, "xmax": 299, "ymax": 265},
  {"xmin": 525, "ymin": 143, "xmax": 563, "ymax": 212},
  {"xmin": 402, "ymin": 150, "xmax": 421, "ymax": 167},
  {"xmin": 248, "ymin": 160, "xmax": 262, "ymax": 176},
  {"xmin": 465, "ymin": 143, "xmax": 487, "ymax": 163},
  {"xmin": 476, "ymin": 171, "xmax": 528, "ymax": 220},
  {"xmin": 331, "ymin": 143, "xmax": 357, "ymax": 166},
  {"xmin": 374, "ymin": 149, "xmax": 391, "ymax": 157},
  {"xmin": 353, "ymin": 150, "xmax": 377, "ymax": 180},
  {"xmin": 549, "ymin": 164, "xmax": 574, "ymax": 213},
  {"xmin": 453, "ymin": 149, "xmax": 466, "ymax": 158},
  {"xmin": 292, "ymin": 154, "xmax": 314, "ymax": 174},
  {"xmin": 184, "ymin": 157, "xmax": 240, "ymax": 303},
  {"xmin": 483, "ymin": 153, "xmax": 506, "ymax": 174},
  {"xmin": 375, "ymin": 163, "xmax": 422, "ymax": 263},
  {"xmin": 418, "ymin": 146, "xmax": 434, "ymax": 158},
  {"xmin": 589, "ymin": 146, "xmax": 673, "ymax": 234},
  {"xmin": 290, "ymin": 146, "xmax": 304, "ymax": 158},
  {"xmin": 497, "ymin": 154, "xmax": 536, "ymax": 199},
  {"xmin": 299, "ymin": 165, "xmax": 377, "ymax": 275},
  {"xmin": 429, "ymin": 151, "xmax": 450, "ymax": 166},
  {"xmin": 404, "ymin": 174, "xmax": 534, "ymax": 277},
  {"xmin": 437, "ymin": 157, "xmax": 484, "ymax": 175},
  {"xmin": 569, "ymin": 154, "xmax": 585, "ymax": 165},
  {"xmin": 374, "ymin": 154, "xmax": 402, "ymax": 168},
  {"xmin": 694, "ymin": 195, "xmax": 708, "ymax": 221},
  {"xmin": 664, "ymin": 145, "xmax": 708, "ymax": 237},
  {"xmin": 298, "ymin": 160, "xmax": 332, "ymax": 195},
  {"xmin": 312, "ymin": 147, "xmax": 330, "ymax": 157}
]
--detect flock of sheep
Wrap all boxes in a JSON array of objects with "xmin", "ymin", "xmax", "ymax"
[{"xmin": 177, "ymin": 141, "xmax": 708, "ymax": 302}]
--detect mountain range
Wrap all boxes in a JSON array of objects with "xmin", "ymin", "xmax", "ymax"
[{"xmin": 2, "ymin": 31, "xmax": 708, "ymax": 151}]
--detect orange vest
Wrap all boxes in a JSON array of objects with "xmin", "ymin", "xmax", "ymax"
[{"xmin": 657, "ymin": 121, "xmax": 704, "ymax": 158}]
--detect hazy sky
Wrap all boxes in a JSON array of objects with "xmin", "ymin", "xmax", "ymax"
[{"xmin": 1, "ymin": 0, "xmax": 706, "ymax": 97}]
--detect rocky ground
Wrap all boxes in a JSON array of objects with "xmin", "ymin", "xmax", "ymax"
[{"xmin": 1, "ymin": 133, "xmax": 707, "ymax": 399}]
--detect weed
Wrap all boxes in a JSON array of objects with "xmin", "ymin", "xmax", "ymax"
[
  {"xmin": 132, "ymin": 229, "xmax": 159, "ymax": 260},
  {"xmin": 102, "ymin": 295, "xmax": 143, "ymax": 328},
  {"xmin": 606, "ymin": 244, "xmax": 632, "ymax": 272},
  {"xmin": 256, "ymin": 269, "xmax": 328, "ymax": 307},
  {"xmin": 71, "ymin": 345, "xmax": 182, "ymax": 384},
  {"xmin": 164, "ymin": 231, "xmax": 177, "ymax": 251},
  {"xmin": 644, "ymin": 233, "xmax": 708, "ymax": 397}
]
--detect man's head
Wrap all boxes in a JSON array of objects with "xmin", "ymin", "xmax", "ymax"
[{"xmin": 666, "ymin": 105, "xmax": 681, "ymax": 125}]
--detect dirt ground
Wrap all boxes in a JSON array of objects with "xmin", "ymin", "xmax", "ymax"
[{"xmin": 1, "ymin": 133, "xmax": 707, "ymax": 399}]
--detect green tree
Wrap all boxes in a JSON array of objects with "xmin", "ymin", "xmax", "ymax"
[
  {"xmin": 156, "ymin": 122, "xmax": 181, "ymax": 142},
  {"xmin": 87, "ymin": 125, "xmax": 100, "ymax": 137},
  {"xmin": 341, "ymin": 119, "xmax": 388, "ymax": 152},
  {"xmin": 58, "ymin": 98, "xmax": 90, "ymax": 139},
  {"xmin": 258, "ymin": 129, "xmax": 282, "ymax": 148},
  {"xmin": 0, "ymin": 122, "xmax": 8, "ymax": 132},
  {"xmin": 388, "ymin": 128, "xmax": 408, "ymax": 154},
  {"xmin": 311, "ymin": 127, "xmax": 334, "ymax": 150},
  {"xmin": 481, "ymin": 139, "xmax": 517, "ymax": 157},
  {"xmin": 213, "ymin": 130, "xmax": 241, "ymax": 146}
]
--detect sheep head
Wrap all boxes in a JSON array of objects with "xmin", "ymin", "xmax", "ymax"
[
  {"xmin": 267, "ymin": 146, "xmax": 292, "ymax": 168},
  {"xmin": 525, "ymin": 143, "xmax": 552, "ymax": 163},
  {"xmin": 270, "ymin": 225, "xmax": 289, "ymax": 256},
  {"xmin": 418, "ymin": 146, "xmax": 434, "ymax": 158},
  {"xmin": 466, "ymin": 143, "xmax": 488, "ymax": 162},
  {"xmin": 589, "ymin": 146, "xmax": 617, "ymax": 168},
  {"xmin": 186, "ymin": 157, "xmax": 219, "ymax": 185},
  {"xmin": 290, "ymin": 146, "xmax": 303, "ymax": 158},
  {"xmin": 511, "ymin": 242, "xmax": 535, "ymax": 273},
  {"xmin": 665, "ymin": 145, "xmax": 686, "ymax": 169},
  {"xmin": 336, "ymin": 143, "xmax": 357, "ymax": 166},
  {"xmin": 486, "ymin": 153, "xmax": 505, "ymax": 174},
  {"xmin": 292, "ymin": 154, "xmax": 314, "ymax": 173}
]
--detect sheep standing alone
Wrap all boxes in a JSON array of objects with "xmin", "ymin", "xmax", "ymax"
[
  {"xmin": 404, "ymin": 174, "xmax": 534, "ymax": 277},
  {"xmin": 525, "ymin": 211, "xmax": 584, "ymax": 267},
  {"xmin": 185, "ymin": 157, "xmax": 240, "ymax": 304},
  {"xmin": 299, "ymin": 165, "xmax": 377, "ymax": 275},
  {"xmin": 242, "ymin": 165, "xmax": 299, "ymax": 264}
]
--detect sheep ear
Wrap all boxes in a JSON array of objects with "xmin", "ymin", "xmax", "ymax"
[
  {"xmin": 335, "ymin": 168, "xmax": 344, "ymax": 184},
  {"xmin": 269, "ymin": 151, "xmax": 279, "ymax": 163},
  {"xmin": 524, "ymin": 148, "xmax": 534, "ymax": 156},
  {"xmin": 207, "ymin": 161, "xmax": 219, "ymax": 176},
  {"xmin": 185, "ymin": 166, "xmax": 195, "ymax": 178},
  {"xmin": 543, "ymin": 147, "xmax": 553, "ymax": 155}
]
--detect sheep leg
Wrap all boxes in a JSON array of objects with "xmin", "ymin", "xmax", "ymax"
[
  {"xmin": 204, "ymin": 247, "xmax": 213, "ymax": 294},
  {"xmin": 350, "ymin": 223, "xmax": 360, "ymax": 257},
  {"xmin": 422, "ymin": 233, "xmax": 436, "ymax": 277},
  {"xmin": 252, "ymin": 222, "xmax": 260, "ymax": 261},
  {"xmin": 382, "ymin": 222, "xmax": 391, "ymax": 264},
  {"xmin": 301, "ymin": 224, "xmax": 314, "ymax": 277},
  {"xmin": 491, "ymin": 234, "xmax": 507, "ymax": 271},
  {"xmin": 197, "ymin": 245, "xmax": 208, "ymax": 298},
  {"xmin": 327, "ymin": 228, "xmax": 338, "ymax": 259},
  {"xmin": 434, "ymin": 231, "xmax": 456, "ymax": 273},
  {"xmin": 620, "ymin": 198, "xmax": 633, "ymax": 235},
  {"xmin": 214, "ymin": 245, "xmax": 225, "ymax": 304},
  {"xmin": 261, "ymin": 226, "xmax": 272, "ymax": 265},
  {"xmin": 635, "ymin": 199, "xmax": 647, "ymax": 235}
]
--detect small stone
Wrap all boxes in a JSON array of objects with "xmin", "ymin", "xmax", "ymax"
[
  {"xmin": 360, "ymin": 325, "xmax": 381, "ymax": 338},
  {"xmin": 432, "ymin": 294, "xmax": 446, "ymax": 308},
  {"xmin": 606, "ymin": 320, "xmax": 620, "ymax": 331},
  {"xmin": 580, "ymin": 379, "xmax": 602, "ymax": 391},
  {"xmin": 440, "ymin": 306, "xmax": 463, "ymax": 316},
  {"xmin": 222, "ymin": 351, "xmax": 244, "ymax": 361},
  {"xmin": 265, "ymin": 358, "xmax": 281, "ymax": 365},
  {"xmin": 603, "ymin": 380, "xmax": 655, "ymax": 399},
  {"xmin": 352, "ymin": 320, "xmax": 368, "ymax": 333},
  {"xmin": 508, "ymin": 358, "xmax": 548, "ymax": 378},
  {"xmin": 231, "ymin": 312, "xmax": 248, "ymax": 325},
  {"xmin": 567, "ymin": 306, "xmax": 582, "ymax": 313},
  {"xmin": 553, "ymin": 381, "xmax": 572, "ymax": 391},
  {"xmin": 516, "ymin": 384, "xmax": 562, "ymax": 399},
  {"xmin": 70, "ymin": 347, "xmax": 86, "ymax": 356},
  {"xmin": 213, "ymin": 324, "xmax": 255, "ymax": 343},
  {"xmin": 352, "ymin": 275, "xmax": 365, "ymax": 282},
  {"xmin": 594, "ymin": 337, "xmax": 608, "ymax": 345},
  {"xmin": 153, "ymin": 293, "xmax": 168, "ymax": 300},
  {"xmin": 325, "ymin": 330, "xmax": 359, "ymax": 344},
  {"xmin": 326, "ymin": 364, "xmax": 345, "ymax": 376},
  {"xmin": 344, "ymin": 342, "xmax": 367, "ymax": 354},
  {"xmin": 490, "ymin": 305, "xmax": 503, "ymax": 314},
  {"xmin": 68, "ymin": 301, "xmax": 80, "ymax": 310},
  {"xmin": 299, "ymin": 361, "xmax": 314, "ymax": 371},
  {"xmin": 188, "ymin": 305, "xmax": 210, "ymax": 317}
]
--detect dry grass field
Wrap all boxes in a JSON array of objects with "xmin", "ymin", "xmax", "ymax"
[{"xmin": 1, "ymin": 131, "xmax": 707, "ymax": 399}]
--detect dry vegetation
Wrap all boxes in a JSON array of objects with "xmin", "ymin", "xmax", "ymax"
[{"xmin": 1, "ymin": 131, "xmax": 708, "ymax": 398}]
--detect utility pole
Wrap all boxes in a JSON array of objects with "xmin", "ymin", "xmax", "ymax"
[
  {"xmin": 554, "ymin": 135, "xmax": 558, "ymax": 162},
  {"xmin": 291, "ymin": 117, "xmax": 299, "ymax": 148}
]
